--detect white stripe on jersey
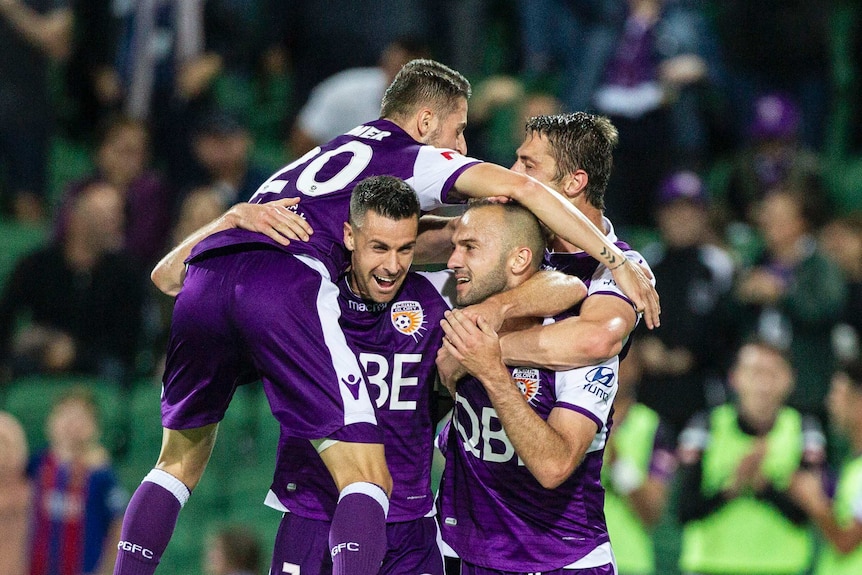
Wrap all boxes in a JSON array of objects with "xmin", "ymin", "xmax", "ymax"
[{"xmin": 294, "ymin": 254, "xmax": 377, "ymax": 427}]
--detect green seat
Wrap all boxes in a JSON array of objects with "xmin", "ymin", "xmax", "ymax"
[{"xmin": 0, "ymin": 218, "xmax": 48, "ymax": 292}]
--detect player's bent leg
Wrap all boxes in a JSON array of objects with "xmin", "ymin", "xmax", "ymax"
[
  {"xmin": 113, "ymin": 425, "xmax": 217, "ymax": 575},
  {"xmin": 319, "ymin": 440, "xmax": 392, "ymax": 575},
  {"xmin": 155, "ymin": 424, "xmax": 219, "ymax": 489}
]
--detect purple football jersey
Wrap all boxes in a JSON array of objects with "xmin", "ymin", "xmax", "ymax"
[
  {"xmin": 269, "ymin": 271, "xmax": 455, "ymax": 522},
  {"xmin": 437, "ymin": 359, "xmax": 619, "ymax": 572},
  {"xmin": 187, "ymin": 119, "xmax": 481, "ymax": 278}
]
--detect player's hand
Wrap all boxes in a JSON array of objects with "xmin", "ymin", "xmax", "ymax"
[
  {"xmin": 225, "ymin": 198, "xmax": 314, "ymax": 246},
  {"xmin": 435, "ymin": 345, "xmax": 467, "ymax": 397},
  {"xmin": 440, "ymin": 309, "xmax": 508, "ymax": 383},
  {"xmin": 460, "ymin": 300, "xmax": 505, "ymax": 332},
  {"xmin": 611, "ymin": 258, "xmax": 660, "ymax": 329}
]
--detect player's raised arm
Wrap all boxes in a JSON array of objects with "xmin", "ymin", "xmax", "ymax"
[
  {"xmin": 463, "ymin": 270, "xmax": 587, "ymax": 332},
  {"xmin": 452, "ymin": 162, "xmax": 660, "ymax": 328},
  {"xmin": 151, "ymin": 198, "xmax": 311, "ymax": 296}
]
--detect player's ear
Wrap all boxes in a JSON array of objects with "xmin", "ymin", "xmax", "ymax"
[
  {"xmin": 343, "ymin": 222, "xmax": 356, "ymax": 251},
  {"xmin": 561, "ymin": 169, "xmax": 589, "ymax": 200},
  {"xmin": 416, "ymin": 108, "xmax": 434, "ymax": 138},
  {"xmin": 510, "ymin": 247, "xmax": 533, "ymax": 276}
]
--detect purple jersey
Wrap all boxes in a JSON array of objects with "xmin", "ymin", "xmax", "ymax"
[
  {"xmin": 437, "ymin": 359, "xmax": 618, "ymax": 572},
  {"xmin": 187, "ymin": 119, "xmax": 480, "ymax": 278},
  {"xmin": 268, "ymin": 271, "xmax": 456, "ymax": 522}
]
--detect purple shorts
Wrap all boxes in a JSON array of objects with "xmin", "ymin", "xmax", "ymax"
[
  {"xmin": 449, "ymin": 561, "xmax": 616, "ymax": 575},
  {"xmin": 272, "ymin": 512, "xmax": 444, "ymax": 575},
  {"xmin": 161, "ymin": 247, "xmax": 381, "ymax": 444}
]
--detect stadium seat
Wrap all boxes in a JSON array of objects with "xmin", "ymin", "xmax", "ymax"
[{"xmin": 0, "ymin": 218, "xmax": 48, "ymax": 292}]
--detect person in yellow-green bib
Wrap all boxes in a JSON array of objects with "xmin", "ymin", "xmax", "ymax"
[
  {"xmin": 676, "ymin": 338, "xmax": 826, "ymax": 575},
  {"xmin": 789, "ymin": 359, "xmax": 862, "ymax": 575},
  {"xmin": 601, "ymin": 345, "xmax": 677, "ymax": 575}
]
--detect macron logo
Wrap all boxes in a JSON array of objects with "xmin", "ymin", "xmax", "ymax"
[
  {"xmin": 331, "ymin": 542, "xmax": 360, "ymax": 556},
  {"xmin": 440, "ymin": 151, "xmax": 456, "ymax": 160},
  {"xmin": 118, "ymin": 541, "xmax": 154, "ymax": 559}
]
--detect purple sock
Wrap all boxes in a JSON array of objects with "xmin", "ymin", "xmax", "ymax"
[
  {"xmin": 329, "ymin": 482, "xmax": 389, "ymax": 575},
  {"xmin": 113, "ymin": 469, "xmax": 190, "ymax": 575}
]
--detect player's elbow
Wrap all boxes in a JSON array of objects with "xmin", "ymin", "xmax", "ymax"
[
  {"xmin": 584, "ymin": 334, "xmax": 624, "ymax": 364},
  {"xmin": 504, "ymin": 175, "xmax": 546, "ymax": 204},
  {"xmin": 534, "ymin": 456, "xmax": 581, "ymax": 489},
  {"xmin": 151, "ymin": 266, "xmax": 182, "ymax": 297}
]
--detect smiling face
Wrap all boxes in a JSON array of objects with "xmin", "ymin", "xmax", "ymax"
[
  {"xmin": 423, "ymin": 98, "xmax": 468, "ymax": 155},
  {"xmin": 344, "ymin": 210, "xmax": 418, "ymax": 303},
  {"xmin": 446, "ymin": 206, "xmax": 510, "ymax": 307}
]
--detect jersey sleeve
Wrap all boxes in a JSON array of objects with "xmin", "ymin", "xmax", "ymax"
[
  {"xmin": 406, "ymin": 146, "xmax": 482, "ymax": 210},
  {"xmin": 552, "ymin": 358, "xmax": 619, "ymax": 430},
  {"xmin": 851, "ymin": 476, "xmax": 862, "ymax": 523}
]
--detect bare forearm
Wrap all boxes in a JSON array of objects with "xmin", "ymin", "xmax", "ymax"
[
  {"xmin": 151, "ymin": 212, "xmax": 237, "ymax": 296},
  {"xmin": 481, "ymin": 370, "xmax": 580, "ymax": 488},
  {"xmin": 808, "ymin": 503, "xmax": 862, "ymax": 554},
  {"xmin": 500, "ymin": 319, "xmax": 619, "ymax": 370},
  {"xmin": 487, "ymin": 271, "xmax": 586, "ymax": 321},
  {"xmin": 0, "ymin": 5, "xmax": 71, "ymax": 60}
]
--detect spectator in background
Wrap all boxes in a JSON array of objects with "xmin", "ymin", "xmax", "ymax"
[
  {"xmin": 730, "ymin": 187, "xmax": 846, "ymax": 426},
  {"xmin": 585, "ymin": 0, "xmax": 722, "ymax": 230},
  {"xmin": 0, "ymin": 182, "xmax": 144, "ymax": 386},
  {"xmin": 289, "ymin": 37, "xmax": 429, "ymax": 157},
  {"xmin": 637, "ymin": 171, "xmax": 736, "ymax": 438},
  {"xmin": 789, "ymin": 359, "xmax": 862, "ymax": 575},
  {"xmin": 63, "ymin": 0, "xmax": 122, "ymax": 141},
  {"xmin": 0, "ymin": 412, "xmax": 30, "ymax": 575},
  {"xmin": 466, "ymin": 75, "xmax": 562, "ymax": 166},
  {"xmin": 0, "ymin": 0, "xmax": 73, "ymax": 222},
  {"xmin": 28, "ymin": 387, "xmax": 127, "ymax": 575},
  {"xmin": 114, "ymin": 0, "xmax": 222, "ymax": 189},
  {"xmin": 189, "ymin": 111, "xmax": 272, "ymax": 206},
  {"xmin": 710, "ymin": 0, "xmax": 832, "ymax": 150},
  {"xmin": 819, "ymin": 214, "xmax": 862, "ymax": 364},
  {"xmin": 677, "ymin": 339, "xmax": 825, "ymax": 575},
  {"xmin": 54, "ymin": 115, "xmax": 174, "ymax": 270},
  {"xmin": 171, "ymin": 186, "xmax": 229, "ymax": 247},
  {"xmin": 265, "ymin": 0, "xmax": 431, "ymax": 131},
  {"xmin": 602, "ymin": 348, "xmax": 677, "ymax": 575},
  {"xmin": 719, "ymin": 93, "xmax": 826, "ymax": 227},
  {"xmin": 204, "ymin": 524, "xmax": 262, "ymax": 575}
]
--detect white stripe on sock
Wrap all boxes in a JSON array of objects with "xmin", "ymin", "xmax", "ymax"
[
  {"xmin": 337, "ymin": 481, "xmax": 390, "ymax": 518},
  {"xmin": 143, "ymin": 469, "xmax": 191, "ymax": 508}
]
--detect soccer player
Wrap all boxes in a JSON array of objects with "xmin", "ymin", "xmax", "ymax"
[
  {"xmin": 115, "ymin": 61, "xmax": 657, "ymax": 575},
  {"xmin": 425, "ymin": 113, "xmax": 654, "ymax": 575},
  {"xmin": 435, "ymin": 200, "xmax": 622, "ymax": 574},
  {"xmin": 152, "ymin": 175, "xmax": 587, "ymax": 575}
]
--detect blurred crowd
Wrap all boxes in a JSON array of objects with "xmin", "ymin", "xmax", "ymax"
[{"xmin": 1, "ymin": 1, "xmax": 862, "ymax": 573}]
